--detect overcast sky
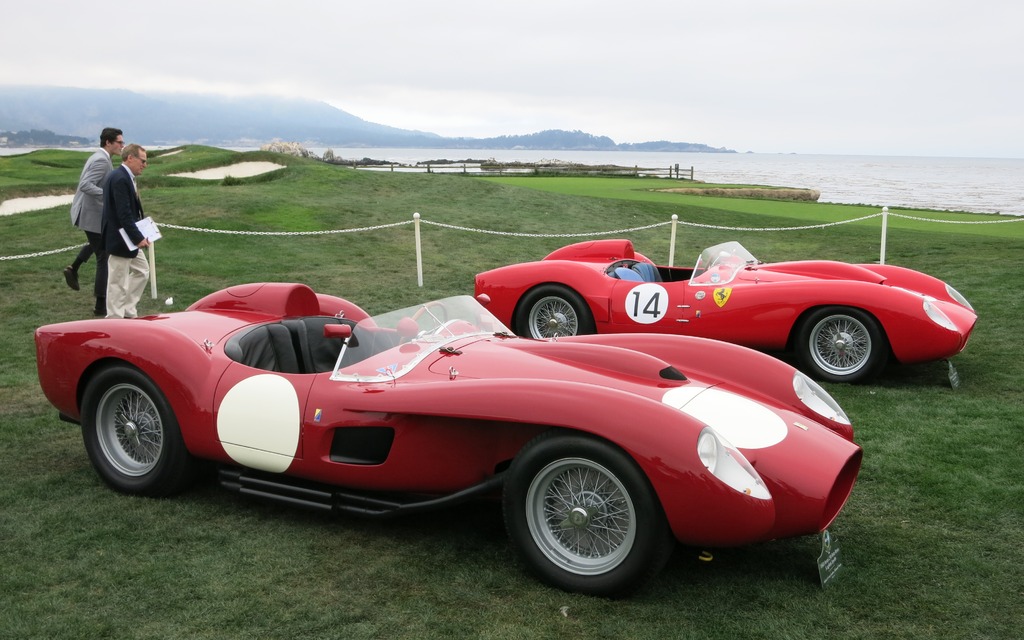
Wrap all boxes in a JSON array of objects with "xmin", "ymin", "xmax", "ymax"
[{"xmin": 4, "ymin": 1, "xmax": 1021, "ymax": 157}]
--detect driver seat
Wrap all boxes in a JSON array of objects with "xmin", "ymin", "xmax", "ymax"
[
  {"xmin": 225, "ymin": 323, "xmax": 302, "ymax": 374},
  {"xmin": 283, "ymin": 317, "xmax": 355, "ymax": 374},
  {"xmin": 631, "ymin": 262, "xmax": 661, "ymax": 282}
]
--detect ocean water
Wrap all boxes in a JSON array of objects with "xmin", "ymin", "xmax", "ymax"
[
  {"xmin": 317, "ymin": 148, "xmax": 1024, "ymax": 217},
  {"xmin": 4, "ymin": 147, "xmax": 1021, "ymax": 216}
]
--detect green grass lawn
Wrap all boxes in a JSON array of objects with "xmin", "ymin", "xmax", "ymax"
[{"xmin": 2, "ymin": 147, "xmax": 1022, "ymax": 639}]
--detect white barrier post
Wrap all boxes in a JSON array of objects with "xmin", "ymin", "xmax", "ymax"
[
  {"xmin": 148, "ymin": 243, "xmax": 157, "ymax": 298},
  {"xmin": 414, "ymin": 212, "xmax": 423, "ymax": 287},
  {"xmin": 879, "ymin": 206, "xmax": 889, "ymax": 265},
  {"xmin": 668, "ymin": 214, "xmax": 678, "ymax": 266}
]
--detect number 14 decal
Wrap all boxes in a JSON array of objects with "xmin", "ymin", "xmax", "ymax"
[{"xmin": 626, "ymin": 284, "xmax": 669, "ymax": 325}]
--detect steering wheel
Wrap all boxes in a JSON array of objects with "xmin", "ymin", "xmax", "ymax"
[{"xmin": 606, "ymin": 259, "xmax": 639, "ymax": 276}]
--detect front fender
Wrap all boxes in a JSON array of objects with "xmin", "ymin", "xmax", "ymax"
[{"xmin": 338, "ymin": 377, "xmax": 779, "ymax": 545}]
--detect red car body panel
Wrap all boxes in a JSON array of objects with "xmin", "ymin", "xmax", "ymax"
[
  {"xmin": 475, "ymin": 239, "xmax": 977, "ymax": 366},
  {"xmin": 36, "ymin": 283, "xmax": 861, "ymax": 550}
]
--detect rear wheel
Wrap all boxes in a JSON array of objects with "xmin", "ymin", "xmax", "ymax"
[
  {"xmin": 514, "ymin": 285, "xmax": 595, "ymax": 338},
  {"xmin": 796, "ymin": 306, "xmax": 888, "ymax": 383},
  {"xmin": 503, "ymin": 431, "xmax": 674, "ymax": 597},
  {"xmin": 81, "ymin": 365, "xmax": 198, "ymax": 496}
]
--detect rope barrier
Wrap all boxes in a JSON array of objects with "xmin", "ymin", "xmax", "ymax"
[
  {"xmin": 664, "ymin": 212, "xmax": 885, "ymax": 232},
  {"xmin": 2, "ymin": 209, "xmax": 1021, "ymax": 262},
  {"xmin": 888, "ymin": 212, "xmax": 1024, "ymax": 224},
  {"xmin": 418, "ymin": 219, "xmax": 672, "ymax": 238},
  {"xmin": 1, "ymin": 244, "xmax": 83, "ymax": 261},
  {"xmin": 158, "ymin": 220, "xmax": 414, "ymax": 235}
]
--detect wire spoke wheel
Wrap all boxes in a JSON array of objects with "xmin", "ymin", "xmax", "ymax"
[
  {"xmin": 82, "ymin": 365, "xmax": 198, "ymax": 496},
  {"xmin": 529, "ymin": 296, "xmax": 580, "ymax": 338},
  {"xmin": 95, "ymin": 383, "xmax": 164, "ymax": 476},
  {"xmin": 515, "ymin": 285, "xmax": 595, "ymax": 339},
  {"xmin": 811, "ymin": 314, "xmax": 871, "ymax": 375},
  {"xmin": 527, "ymin": 457, "xmax": 636, "ymax": 575},
  {"xmin": 797, "ymin": 306, "xmax": 888, "ymax": 383},
  {"xmin": 504, "ymin": 431, "xmax": 673, "ymax": 596}
]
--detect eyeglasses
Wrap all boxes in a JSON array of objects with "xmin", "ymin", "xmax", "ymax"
[{"xmin": 115, "ymin": 140, "xmax": 125, "ymax": 145}]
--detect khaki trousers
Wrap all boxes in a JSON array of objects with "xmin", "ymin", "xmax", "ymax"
[{"xmin": 106, "ymin": 251, "xmax": 149, "ymax": 318}]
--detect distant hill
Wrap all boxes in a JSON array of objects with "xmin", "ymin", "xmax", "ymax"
[
  {"xmin": 0, "ymin": 85, "xmax": 734, "ymax": 153},
  {"xmin": 0, "ymin": 128, "xmax": 90, "ymax": 147}
]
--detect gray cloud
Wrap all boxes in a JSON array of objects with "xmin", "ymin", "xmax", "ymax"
[{"xmin": 4, "ymin": 0, "xmax": 1021, "ymax": 156}]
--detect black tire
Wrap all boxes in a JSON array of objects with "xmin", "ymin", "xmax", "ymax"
[
  {"xmin": 513, "ymin": 285, "xmax": 596, "ymax": 339},
  {"xmin": 795, "ymin": 306, "xmax": 889, "ymax": 383},
  {"xmin": 503, "ymin": 430, "xmax": 675, "ymax": 597},
  {"xmin": 81, "ymin": 364, "xmax": 199, "ymax": 497}
]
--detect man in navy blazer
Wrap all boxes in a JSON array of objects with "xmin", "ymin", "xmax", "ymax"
[
  {"xmin": 101, "ymin": 143, "xmax": 151, "ymax": 318},
  {"xmin": 66, "ymin": 127, "xmax": 123, "ymax": 315}
]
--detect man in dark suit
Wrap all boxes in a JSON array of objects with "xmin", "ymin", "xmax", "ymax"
[
  {"xmin": 66, "ymin": 127, "xmax": 123, "ymax": 315},
  {"xmin": 101, "ymin": 143, "xmax": 151, "ymax": 318}
]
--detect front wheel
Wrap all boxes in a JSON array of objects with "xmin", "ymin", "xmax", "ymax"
[
  {"xmin": 81, "ymin": 365, "xmax": 199, "ymax": 497},
  {"xmin": 795, "ymin": 306, "xmax": 888, "ymax": 383},
  {"xmin": 514, "ymin": 285, "xmax": 595, "ymax": 339},
  {"xmin": 503, "ymin": 431, "xmax": 674, "ymax": 597}
]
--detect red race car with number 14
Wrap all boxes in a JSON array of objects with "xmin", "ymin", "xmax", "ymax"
[{"xmin": 475, "ymin": 239, "xmax": 977, "ymax": 383}]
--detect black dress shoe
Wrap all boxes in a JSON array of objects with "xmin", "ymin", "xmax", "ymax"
[{"xmin": 63, "ymin": 266, "xmax": 80, "ymax": 291}]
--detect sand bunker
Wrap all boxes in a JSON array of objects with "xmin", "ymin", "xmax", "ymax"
[
  {"xmin": 0, "ymin": 161, "xmax": 284, "ymax": 214},
  {"xmin": 169, "ymin": 162, "xmax": 285, "ymax": 180},
  {"xmin": 0, "ymin": 194, "xmax": 75, "ymax": 216}
]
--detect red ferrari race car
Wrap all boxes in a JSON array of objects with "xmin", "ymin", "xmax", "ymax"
[
  {"xmin": 36, "ymin": 283, "xmax": 861, "ymax": 597},
  {"xmin": 475, "ymin": 239, "xmax": 977, "ymax": 383}
]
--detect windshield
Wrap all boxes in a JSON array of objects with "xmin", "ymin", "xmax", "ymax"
[
  {"xmin": 331, "ymin": 295, "xmax": 510, "ymax": 382},
  {"xmin": 690, "ymin": 241, "xmax": 758, "ymax": 286}
]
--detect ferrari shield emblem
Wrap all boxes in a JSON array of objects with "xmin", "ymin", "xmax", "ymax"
[{"xmin": 713, "ymin": 287, "xmax": 732, "ymax": 308}]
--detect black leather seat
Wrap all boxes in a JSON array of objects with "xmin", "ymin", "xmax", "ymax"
[
  {"xmin": 282, "ymin": 317, "xmax": 354, "ymax": 374},
  {"xmin": 224, "ymin": 323, "xmax": 302, "ymax": 373}
]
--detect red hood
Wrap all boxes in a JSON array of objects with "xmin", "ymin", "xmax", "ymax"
[
  {"xmin": 749, "ymin": 260, "xmax": 884, "ymax": 282},
  {"xmin": 750, "ymin": 260, "xmax": 885, "ymax": 283}
]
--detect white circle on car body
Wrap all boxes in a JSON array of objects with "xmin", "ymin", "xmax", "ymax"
[
  {"xmin": 625, "ymin": 283, "xmax": 670, "ymax": 325},
  {"xmin": 662, "ymin": 386, "xmax": 788, "ymax": 449},
  {"xmin": 217, "ymin": 374, "xmax": 300, "ymax": 472}
]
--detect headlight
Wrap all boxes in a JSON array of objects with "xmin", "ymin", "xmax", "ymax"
[
  {"xmin": 924, "ymin": 298, "xmax": 957, "ymax": 331},
  {"xmin": 945, "ymin": 283, "xmax": 974, "ymax": 311},
  {"xmin": 696, "ymin": 428, "xmax": 770, "ymax": 500},
  {"xmin": 793, "ymin": 372, "xmax": 850, "ymax": 425},
  {"xmin": 697, "ymin": 430, "xmax": 719, "ymax": 473}
]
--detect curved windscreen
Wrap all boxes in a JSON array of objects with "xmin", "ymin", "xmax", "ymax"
[
  {"xmin": 331, "ymin": 295, "xmax": 510, "ymax": 382},
  {"xmin": 690, "ymin": 241, "xmax": 758, "ymax": 286}
]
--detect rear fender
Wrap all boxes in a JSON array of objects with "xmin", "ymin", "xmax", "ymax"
[
  {"xmin": 477, "ymin": 261, "xmax": 613, "ymax": 324},
  {"xmin": 38, "ymin": 322, "xmax": 233, "ymax": 454}
]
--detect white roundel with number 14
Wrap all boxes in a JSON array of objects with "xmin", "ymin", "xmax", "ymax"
[{"xmin": 625, "ymin": 283, "xmax": 670, "ymax": 325}]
